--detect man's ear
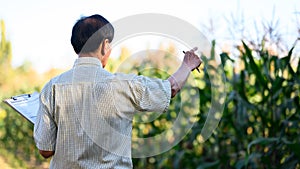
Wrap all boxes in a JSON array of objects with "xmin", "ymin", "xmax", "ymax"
[{"xmin": 101, "ymin": 39, "xmax": 110, "ymax": 56}]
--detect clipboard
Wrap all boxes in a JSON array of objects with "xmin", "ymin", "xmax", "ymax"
[{"xmin": 3, "ymin": 92, "xmax": 40, "ymax": 124}]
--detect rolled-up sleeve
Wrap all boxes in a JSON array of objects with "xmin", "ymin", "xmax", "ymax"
[
  {"xmin": 130, "ymin": 75, "xmax": 171, "ymax": 113},
  {"xmin": 34, "ymin": 81, "xmax": 57, "ymax": 151}
]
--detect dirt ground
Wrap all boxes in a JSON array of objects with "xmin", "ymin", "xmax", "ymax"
[{"xmin": 0, "ymin": 155, "xmax": 13, "ymax": 169}]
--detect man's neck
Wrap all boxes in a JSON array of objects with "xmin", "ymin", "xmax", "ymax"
[
  {"xmin": 78, "ymin": 52, "xmax": 106, "ymax": 68},
  {"xmin": 79, "ymin": 52, "xmax": 99, "ymax": 59}
]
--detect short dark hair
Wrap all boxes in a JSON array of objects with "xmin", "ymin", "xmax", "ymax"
[{"xmin": 71, "ymin": 14, "xmax": 114, "ymax": 54}]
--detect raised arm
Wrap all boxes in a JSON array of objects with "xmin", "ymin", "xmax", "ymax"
[{"xmin": 167, "ymin": 47, "xmax": 201, "ymax": 98}]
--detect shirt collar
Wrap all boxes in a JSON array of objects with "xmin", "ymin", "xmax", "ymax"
[{"xmin": 73, "ymin": 57, "xmax": 103, "ymax": 68}]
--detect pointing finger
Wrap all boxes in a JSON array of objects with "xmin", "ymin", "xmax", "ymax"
[{"xmin": 190, "ymin": 47, "xmax": 198, "ymax": 53}]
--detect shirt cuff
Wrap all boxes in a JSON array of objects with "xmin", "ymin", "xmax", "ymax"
[
  {"xmin": 35, "ymin": 140, "xmax": 56, "ymax": 151},
  {"xmin": 162, "ymin": 80, "xmax": 172, "ymax": 112}
]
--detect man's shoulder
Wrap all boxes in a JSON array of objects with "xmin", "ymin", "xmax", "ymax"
[
  {"xmin": 42, "ymin": 70, "xmax": 72, "ymax": 88},
  {"xmin": 112, "ymin": 72, "xmax": 137, "ymax": 81},
  {"xmin": 112, "ymin": 73, "xmax": 164, "ymax": 84}
]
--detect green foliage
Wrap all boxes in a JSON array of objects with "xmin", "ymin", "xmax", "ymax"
[
  {"xmin": 0, "ymin": 20, "xmax": 58, "ymax": 168},
  {"xmin": 231, "ymin": 40, "xmax": 300, "ymax": 169},
  {"xmin": 130, "ymin": 40, "xmax": 299, "ymax": 169}
]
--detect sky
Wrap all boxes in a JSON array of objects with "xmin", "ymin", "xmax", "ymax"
[{"xmin": 0, "ymin": 0, "xmax": 299, "ymax": 73}]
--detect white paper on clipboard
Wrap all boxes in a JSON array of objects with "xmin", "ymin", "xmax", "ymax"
[{"xmin": 3, "ymin": 92, "xmax": 39, "ymax": 124}]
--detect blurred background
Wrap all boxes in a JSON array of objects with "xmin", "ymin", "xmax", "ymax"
[{"xmin": 0, "ymin": 0, "xmax": 299, "ymax": 168}]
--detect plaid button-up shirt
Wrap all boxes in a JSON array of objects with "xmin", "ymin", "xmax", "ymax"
[{"xmin": 34, "ymin": 57, "xmax": 171, "ymax": 169}]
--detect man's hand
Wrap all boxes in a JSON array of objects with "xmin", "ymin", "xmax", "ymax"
[
  {"xmin": 39, "ymin": 150, "xmax": 55, "ymax": 159},
  {"xmin": 183, "ymin": 47, "xmax": 202, "ymax": 71},
  {"xmin": 168, "ymin": 47, "xmax": 201, "ymax": 98}
]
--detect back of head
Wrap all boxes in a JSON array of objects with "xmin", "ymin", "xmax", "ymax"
[{"xmin": 71, "ymin": 14, "xmax": 114, "ymax": 54}]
